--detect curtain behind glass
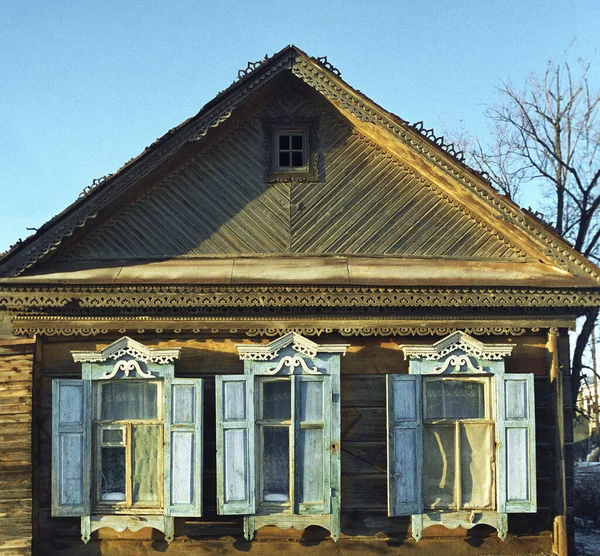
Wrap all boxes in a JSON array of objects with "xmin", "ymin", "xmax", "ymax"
[{"xmin": 101, "ymin": 382, "xmax": 158, "ymax": 420}]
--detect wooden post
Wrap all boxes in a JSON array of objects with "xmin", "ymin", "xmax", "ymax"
[
  {"xmin": 548, "ymin": 328, "xmax": 568, "ymax": 556},
  {"xmin": 592, "ymin": 328, "xmax": 599, "ymax": 439}
]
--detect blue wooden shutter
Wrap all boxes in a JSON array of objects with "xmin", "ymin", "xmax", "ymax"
[
  {"xmin": 387, "ymin": 374, "xmax": 423, "ymax": 516},
  {"xmin": 52, "ymin": 379, "xmax": 91, "ymax": 516},
  {"xmin": 497, "ymin": 373, "xmax": 537, "ymax": 513},
  {"xmin": 164, "ymin": 378, "xmax": 203, "ymax": 516},
  {"xmin": 296, "ymin": 375, "xmax": 331, "ymax": 515},
  {"xmin": 216, "ymin": 375, "xmax": 255, "ymax": 514}
]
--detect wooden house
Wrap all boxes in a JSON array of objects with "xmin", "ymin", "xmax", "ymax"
[{"xmin": 1, "ymin": 45, "xmax": 598, "ymax": 555}]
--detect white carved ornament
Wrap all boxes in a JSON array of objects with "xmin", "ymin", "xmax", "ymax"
[
  {"xmin": 236, "ymin": 332, "xmax": 348, "ymax": 361},
  {"xmin": 100, "ymin": 359, "xmax": 154, "ymax": 380},
  {"xmin": 71, "ymin": 336, "xmax": 180, "ymax": 364},
  {"xmin": 400, "ymin": 331, "xmax": 513, "ymax": 361},
  {"xmin": 431, "ymin": 354, "xmax": 484, "ymax": 374},
  {"xmin": 265, "ymin": 355, "xmax": 320, "ymax": 375}
]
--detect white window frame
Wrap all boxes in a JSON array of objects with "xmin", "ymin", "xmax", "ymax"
[
  {"xmin": 216, "ymin": 333, "xmax": 348, "ymax": 541},
  {"xmin": 389, "ymin": 331, "xmax": 537, "ymax": 542},
  {"xmin": 52, "ymin": 337, "xmax": 203, "ymax": 545},
  {"xmin": 93, "ymin": 379, "xmax": 164, "ymax": 512}
]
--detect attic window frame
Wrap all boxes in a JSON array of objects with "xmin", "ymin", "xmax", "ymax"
[{"xmin": 265, "ymin": 120, "xmax": 319, "ymax": 182}]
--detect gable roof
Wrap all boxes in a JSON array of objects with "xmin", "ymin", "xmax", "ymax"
[{"xmin": 1, "ymin": 45, "xmax": 599, "ymax": 290}]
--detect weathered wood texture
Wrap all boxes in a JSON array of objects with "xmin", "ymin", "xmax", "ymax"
[
  {"xmin": 55, "ymin": 80, "xmax": 521, "ymax": 262},
  {"xmin": 0, "ymin": 339, "xmax": 35, "ymax": 555},
  {"xmin": 35, "ymin": 333, "xmax": 555, "ymax": 553}
]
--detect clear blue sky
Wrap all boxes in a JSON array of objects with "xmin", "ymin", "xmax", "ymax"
[{"xmin": 1, "ymin": 0, "xmax": 599, "ymax": 253}]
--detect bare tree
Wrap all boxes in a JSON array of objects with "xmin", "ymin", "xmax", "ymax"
[{"xmin": 459, "ymin": 57, "xmax": 600, "ymax": 403}]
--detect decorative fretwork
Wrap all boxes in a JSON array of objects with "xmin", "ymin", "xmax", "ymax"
[
  {"xmin": 100, "ymin": 359, "xmax": 154, "ymax": 380},
  {"xmin": 2, "ymin": 285, "xmax": 599, "ymax": 311},
  {"xmin": 431, "ymin": 354, "xmax": 485, "ymax": 374},
  {"xmin": 400, "ymin": 331, "xmax": 513, "ymax": 361},
  {"xmin": 265, "ymin": 355, "xmax": 319, "ymax": 375},
  {"xmin": 237, "ymin": 55, "xmax": 270, "ymax": 80},
  {"xmin": 237, "ymin": 332, "xmax": 347, "ymax": 361},
  {"xmin": 410, "ymin": 121, "xmax": 465, "ymax": 163},
  {"xmin": 71, "ymin": 336, "xmax": 181, "ymax": 364},
  {"xmin": 316, "ymin": 56, "xmax": 341, "ymax": 77}
]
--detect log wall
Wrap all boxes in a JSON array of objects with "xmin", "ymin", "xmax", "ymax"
[
  {"xmin": 34, "ymin": 332, "xmax": 556, "ymax": 554},
  {"xmin": 0, "ymin": 338, "xmax": 35, "ymax": 555}
]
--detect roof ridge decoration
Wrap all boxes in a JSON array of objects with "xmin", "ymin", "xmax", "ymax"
[
  {"xmin": 236, "ymin": 331, "xmax": 349, "ymax": 361},
  {"xmin": 399, "ymin": 330, "xmax": 514, "ymax": 361},
  {"xmin": 1, "ymin": 46, "xmax": 598, "ymax": 284},
  {"xmin": 71, "ymin": 335, "xmax": 181, "ymax": 364}
]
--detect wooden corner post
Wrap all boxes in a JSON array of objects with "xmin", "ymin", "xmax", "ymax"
[{"xmin": 548, "ymin": 328, "xmax": 568, "ymax": 556}]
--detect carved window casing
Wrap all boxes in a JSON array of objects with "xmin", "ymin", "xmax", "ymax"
[
  {"xmin": 51, "ymin": 337, "xmax": 202, "ymax": 545},
  {"xmin": 264, "ymin": 121, "xmax": 319, "ymax": 182},
  {"xmin": 388, "ymin": 331, "xmax": 537, "ymax": 542},
  {"xmin": 216, "ymin": 333, "xmax": 348, "ymax": 541}
]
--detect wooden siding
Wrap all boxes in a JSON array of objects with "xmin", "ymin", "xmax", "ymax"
[
  {"xmin": 56, "ymin": 83, "xmax": 522, "ymax": 262},
  {"xmin": 0, "ymin": 338, "xmax": 34, "ymax": 555},
  {"xmin": 32, "ymin": 333, "xmax": 558, "ymax": 554}
]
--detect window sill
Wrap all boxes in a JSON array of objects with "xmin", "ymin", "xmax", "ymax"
[
  {"xmin": 244, "ymin": 513, "xmax": 338, "ymax": 541},
  {"xmin": 81, "ymin": 514, "xmax": 174, "ymax": 544},
  {"xmin": 411, "ymin": 511, "xmax": 507, "ymax": 542}
]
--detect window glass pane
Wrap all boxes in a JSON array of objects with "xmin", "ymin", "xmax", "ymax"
[
  {"xmin": 291, "ymin": 134, "xmax": 303, "ymax": 150},
  {"xmin": 132, "ymin": 425, "xmax": 161, "ymax": 505},
  {"xmin": 461, "ymin": 423, "xmax": 493, "ymax": 509},
  {"xmin": 101, "ymin": 381, "xmax": 158, "ymax": 420},
  {"xmin": 262, "ymin": 380, "xmax": 291, "ymax": 420},
  {"xmin": 425, "ymin": 380, "xmax": 485, "ymax": 420},
  {"xmin": 263, "ymin": 427, "xmax": 289, "ymax": 502},
  {"xmin": 299, "ymin": 380, "xmax": 323, "ymax": 422},
  {"xmin": 291, "ymin": 151, "xmax": 304, "ymax": 166},
  {"xmin": 102, "ymin": 429, "xmax": 123, "ymax": 443},
  {"xmin": 298, "ymin": 428, "xmax": 323, "ymax": 504},
  {"xmin": 279, "ymin": 135, "xmax": 290, "ymax": 149},
  {"xmin": 424, "ymin": 425, "xmax": 456, "ymax": 509},
  {"xmin": 101, "ymin": 447, "xmax": 126, "ymax": 501},
  {"xmin": 425, "ymin": 380, "xmax": 443, "ymax": 419},
  {"xmin": 279, "ymin": 152, "xmax": 290, "ymax": 167}
]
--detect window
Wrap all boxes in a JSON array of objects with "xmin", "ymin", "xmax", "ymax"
[
  {"xmin": 388, "ymin": 332, "xmax": 536, "ymax": 542},
  {"xmin": 265, "ymin": 122, "xmax": 318, "ymax": 182},
  {"xmin": 422, "ymin": 377, "xmax": 494, "ymax": 511},
  {"xmin": 215, "ymin": 333, "xmax": 348, "ymax": 541},
  {"xmin": 52, "ymin": 337, "xmax": 203, "ymax": 544},
  {"xmin": 94, "ymin": 380, "xmax": 163, "ymax": 509},
  {"xmin": 277, "ymin": 132, "xmax": 306, "ymax": 168}
]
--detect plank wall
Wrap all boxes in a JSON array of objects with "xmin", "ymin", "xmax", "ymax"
[
  {"xmin": 35, "ymin": 333, "xmax": 557, "ymax": 554},
  {"xmin": 0, "ymin": 338, "xmax": 35, "ymax": 555}
]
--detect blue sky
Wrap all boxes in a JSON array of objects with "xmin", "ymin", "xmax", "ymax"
[{"xmin": 1, "ymin": 0, "xmax": 599, "ymax": 253}]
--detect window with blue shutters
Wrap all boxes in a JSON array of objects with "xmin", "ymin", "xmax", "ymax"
[
  {"xmin": 216, "ymin": 333, "xmax": 348, "ymax": 541},
  {"xmin": 389, "ymin": 332, "xmax": 536, "ymax": 542},
  {"xmin": 52, "ymin": 337, "xmax": 202, "ymax": 545}
]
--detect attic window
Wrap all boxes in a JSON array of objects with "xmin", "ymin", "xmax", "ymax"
[
  {"xmin": 265, "ymin": 121, "xmax": 319, "ymax": 182},
  {"xmin": 277, "ymin": 132, "xmax": 306, "ymax": 168}
]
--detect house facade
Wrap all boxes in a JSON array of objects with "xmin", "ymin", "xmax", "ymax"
[{"xmin": 1, "ymin": 46, "xmax": 598, "ymax": 555}]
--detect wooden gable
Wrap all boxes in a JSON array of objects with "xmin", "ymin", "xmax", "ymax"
[
  {"xmin": 53, "ymin": 81, "xmax": 523, "ymax": 262},
  {"xmin": 0, "ymin": 46, "xmax": 598, "ymax": 292}
]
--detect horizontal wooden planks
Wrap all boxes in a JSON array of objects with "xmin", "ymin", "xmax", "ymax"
[{"xmin": 0, "ymin": 339, "xmax": 34, "ymax": 555}]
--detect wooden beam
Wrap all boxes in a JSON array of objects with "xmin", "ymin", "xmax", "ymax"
[{"xmin": 548, "ymin": 328, "xmax": 568, "ymax": 556}]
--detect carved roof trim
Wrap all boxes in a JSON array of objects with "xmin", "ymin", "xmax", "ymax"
[
  {"xmin": 71, "ymin": 335, "xmax": 181, "ymax": 363},
  {"xmin": 1, "ymin": 45, "xmax": 598, "ymax": 286},
  {"xmin": 399, "ymin": 331, "xmax": 514, "ymax": 361},
  {"xmin": 236, "ymin": 331, "xmax": 348, "ymax": 360}
]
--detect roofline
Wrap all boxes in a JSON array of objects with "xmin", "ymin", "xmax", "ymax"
[{"xmin": 1, "ymin": 45, "xmax": 598, "ymax": 285}]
